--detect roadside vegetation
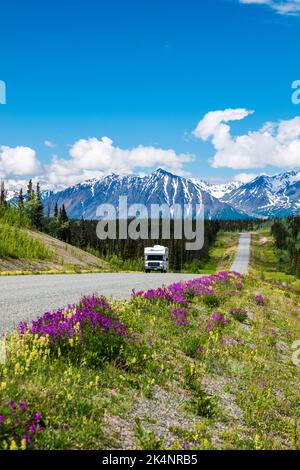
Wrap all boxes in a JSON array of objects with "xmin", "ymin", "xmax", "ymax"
[
  {"xmin": 1, "ymin": 264, "xmax": 300, "ymax": 450},
  {"xmin": 0, "ymin": 224, "xmax": 54, "ymax": 260},
  {"xmin": 182, "ymin": 231, "xmax": 240, "ymax": 274},
  {"xmin": 251, "ymin": 229, "xmax": 300, "ymax": 288},
  {"xmin": 0, "ymin": 206, "xmax": 54, "ymax": 261},
  {"xmin": 271, "ymin": 217, "xmax": 300, "ymax": 278},
  {"xmin": 0, "ymin": 185, "xmax": 108, "ymax": 274}
]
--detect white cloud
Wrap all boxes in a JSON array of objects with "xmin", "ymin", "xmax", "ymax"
[
  {"xmin": 192, "ymin": 108, "xmax": 253, "ymax": 149},
  {"xmin": 193, "ymin": 110, "xmax": 300, "ymax": 170},
  {"xmin": 233, "ymin": 173, "xmax": 259, "ymax": 183},
  {"xmin": 44, "ymin": 140, "xmax": 56, "ymax": 148},
  {"xmin": 47, "ymin": 136, "xmax": 194, "ymax": 188},
  {"xmin": 239, "ymin": 0, "xmax": 300, "ymax": 16},
  {"xmin": 0, "ymin": 146, "xmax": 41, "ymax": 178}
]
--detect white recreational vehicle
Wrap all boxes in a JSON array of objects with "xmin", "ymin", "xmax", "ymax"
[{"xmin": 144, "ymin": 245, "xmax": 169, "ymax": 273}]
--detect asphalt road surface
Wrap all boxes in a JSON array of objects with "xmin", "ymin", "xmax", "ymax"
[
  {"xmin": 0, "ymin": 272, "xmax": 198, "ymax": 332},
  {"xmin": 230, "ymin": 233, "xmax": 251, "ymax": 275},
  {"xmin": 0, "ymin": 233, "xmax": 251, "ymax": 332}
]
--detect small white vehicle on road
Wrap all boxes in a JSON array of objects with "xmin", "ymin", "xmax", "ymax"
[{"xmin": 144, "ymin": 245, "xmax": 169, "ymax": 273}]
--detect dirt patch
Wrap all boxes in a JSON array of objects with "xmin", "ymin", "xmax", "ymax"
[{"xmin": 259, "ymin": 237, "xmax": 269, "ymax": 246}]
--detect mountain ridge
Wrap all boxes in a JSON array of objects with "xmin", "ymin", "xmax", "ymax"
[{"xmin": 7, "ymin": 168, "xmax": 300, "ymax": 220}]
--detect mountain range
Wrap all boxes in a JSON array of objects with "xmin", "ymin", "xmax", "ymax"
[{"xmin": 7, "ymin": 168, "xmax": 300, "ymax": 220}]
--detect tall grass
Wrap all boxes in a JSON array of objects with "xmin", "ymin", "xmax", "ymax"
[
  {"xmin": 0, "ymin": 205, "xmax": 31, "ymax": 228},
  {"xmin": 86, "ymin": 245, "xmax": 144, "ymax": 271},
  {"xmin": 0, "ymin": 223, "xmax": 54, "ymax": 260}
]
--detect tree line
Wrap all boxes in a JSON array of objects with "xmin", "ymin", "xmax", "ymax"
[
  {"xmin": 0, "ymin": 178, "xmax": 267, "ymax": 271},
  {"xmin": 271, "ymin": 217, "xmax": 300, "ymax": 277},
  {"xmin": 0, "ymin": 179, "xmax": 71, "ymax": 241}
]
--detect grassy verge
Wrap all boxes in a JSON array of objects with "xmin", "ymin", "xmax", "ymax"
[
  {"xmin": 183, "ymin": 231, "xmax": 240, "ymax": 274},
  {"xmin": 250, "ymin": 229, "xmax": 300, "ymax": 289},
  {"xmin": 0, "ymin": 224, "xmax": 54, "ymax": 260},
  {"xmin": 1, "ymin": 268, "xmax": 300, "ymax": 450}
]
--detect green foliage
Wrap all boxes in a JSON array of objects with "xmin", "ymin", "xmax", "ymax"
[
  {"xmin": 271, "ymin": 217, "xmax": 300, "ymax": 277},
  {"xmin": 0, "ymin": 223, "xmax": 54, "ymax": 260},
  {"xmin": 134, "ymin": 418, "xmax": 165, "ymax": 450},
  {"xmin": 0, "ymin": 205, "xmax": 31, "ymax": 228},
  {"xmin": 202, "ymin": 294, "xmax": 221, "ymax": 309},
  {"xmin": 185, "ymin": 394, "xmax": 218, "ymax": 418},
  {"xmin": 2, "ymin": 271, "xmax": 300, "ymax": 449}
]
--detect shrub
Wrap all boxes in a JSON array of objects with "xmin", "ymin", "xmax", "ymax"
[
  {"xmin": 206, "ymin": 312, "xmax": 227, "ymax": 333},
  {"xmin": 134, "ymin": 418, "xmax": 165, "ymax": 450},
  {"xmin": 0, "ymin": 400, "xmax": 46, "ymax": 450},
  {"xmin": 202, "ymin": 294, "xmax": 221, "ymax": 309},
  {"xmin": 229, "ymin": 307, "xmax": 248, "ymax": 323},
  {"xmin": 19, "ymin": 295, "xmax": 129, "ymax": 365},
  {"xmin": 254, "ymin": 294, "xmax": 266, "ymax": 305},
  {"xmin": 186, "ymin": 393, "xmax": 218, "ymax": 418}
]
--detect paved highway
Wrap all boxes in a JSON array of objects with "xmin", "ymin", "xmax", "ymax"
[
  {"xmin": 0, "ymin": 233, "xmax": 251, "ymax": 332},
  {"xmin": 230, "ymin": 233, "xmax": 251, "ymax": 275},
  {"xmin": 0, "ymin": 272, "xmax": 198, "ymax": 332}
]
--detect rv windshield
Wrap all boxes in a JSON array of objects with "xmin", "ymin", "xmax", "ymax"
[{"xmin": 146, "ymin": 255, "xmax": 163, "ymax": 261}]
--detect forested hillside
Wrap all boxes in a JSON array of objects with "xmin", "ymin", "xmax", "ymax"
[{"xmin": 271, "ymin": 217, "xmax": 300, "ymax": 277}]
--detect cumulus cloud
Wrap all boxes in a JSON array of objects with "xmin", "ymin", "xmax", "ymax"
[
  {"xmin": 193, "ymin": 110, "xmax": 300, "ymax": 170},
  {"xmin": 239, "ymin": 0, "xmax": 300, "ymax": 16},
  {"xmin": 47, "ymin": 136, "xmax": 194, "ymax": 188},
  {"xmin": 0, "ymin": 146, "xmax": 41, "ymax": 178}
]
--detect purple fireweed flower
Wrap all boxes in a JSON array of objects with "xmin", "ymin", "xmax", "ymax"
[
  {"xmin": 197, "ymin": 346, "xmax": 204, "ymax": 354},
  {"xmin": 132, "ymin": 272, "xmax": 242, "ymax": 306},
  {"xmin": 0, "ymin": 401, "xmax": 46, "ymax": 448},
  {"xmin": 254, "ymin": 294, "xmax": 266, "ymax": 305},
  {"xmin": 18, "ymin": 295, "xmax": 128, "ymax": 345},
  {"xmin": 34, "ymin": 412, "xmax": 42, "ymax": 422},
  {"xmin": 169, "ymin": 307, "xmax": 190, "ymax": 327},
  {"xmin": 182, "ymin": 442, "xmax": 190, "ymax": 450},
  {"xmin": 229, "ymin": 307, "xmax": 248, "ymax": 322},
  {"xmin": 19, "ymin": 401, "xmax": 27, "ymax": 412},
  {"xmin": 9, "ymin": 400, "xmax": 16, "ymax": 410},
  {"xmin": 206, "ymin": 312, "xmax": 227, "ymax": 333},
  {"xmin": 28, "ymin": 424, "xmax": 36, "ymax": 434},
  {"xmin": 223, "ymin": 335, "xmax": 241, "ymax": 347}
]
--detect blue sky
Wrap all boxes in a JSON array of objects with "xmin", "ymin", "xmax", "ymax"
[{"xmin": 0, "ymin": 0, "xmax": 300, "ymax": 189}]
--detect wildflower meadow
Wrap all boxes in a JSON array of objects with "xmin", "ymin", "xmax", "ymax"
[{"xmin": 1, "ymin": 270, "xmax": 300, "ymax": 450}]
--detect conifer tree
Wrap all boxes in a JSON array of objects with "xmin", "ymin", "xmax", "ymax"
[
  {"xmin": 0, "ymin": 180, "xmax": 5, "ymax": 205},
  {"xmin": 54, "ymin": 202, "xmax": 58, "ymax": 218},
  {"xmin": 18, "ymin": 188, "xmax": 24, "ymax": 210}
]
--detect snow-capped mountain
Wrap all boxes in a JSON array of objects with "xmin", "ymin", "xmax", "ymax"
[
  {"xmin": 7, "ymin": 168, "xmax": 300, "ymax": 219},
  {"xmin": 221, "ymin": 170, "xmax": 300, "ymax": 218},
  {"xmin": 191, "ymin": 179, "xmax": 242, "ymax": 200},
  {"xmin": 39, "ymin": 168, "xmax": 250, "ymax": 220}
]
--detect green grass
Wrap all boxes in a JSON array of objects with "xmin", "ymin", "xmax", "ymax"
[
  {"xmin": 86, "ymin": 247, "xmax": 144, "ymax": 272},
  {"xmin": 2, "ymin": 266, "xmax": 300, "ymax": 450},
  {"xmin": 251, "ymin": 229, "xmax": 300, "ymax": 288},
  {"xmin": 0, "ymin": 205, "xmax": 31, "ymax": 228},
  {"xmin": 0, "ymin": 223, "xmax": 54, "ymax": 260},
  {"xmin": 183, "ymin": 231, "xmax": 240, "ymax": 274}
]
